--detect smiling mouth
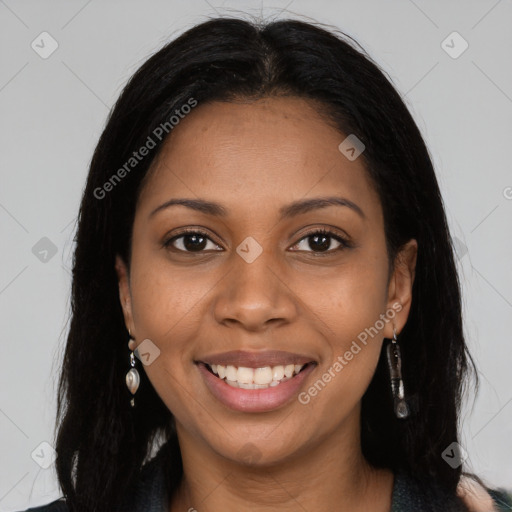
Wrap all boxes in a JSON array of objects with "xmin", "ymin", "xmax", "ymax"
[{"xmin": 200, "ymin": 362, "xmax": 316, "ymax": 390}]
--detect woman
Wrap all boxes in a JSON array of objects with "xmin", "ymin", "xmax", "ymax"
[{"xmin": 22, "ymin": 16, "xmax": 511, "ymax": 512}]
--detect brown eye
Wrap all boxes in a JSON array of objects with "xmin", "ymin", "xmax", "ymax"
[
  {"xmin": 164, "ymin": 230, "xmax": 223, "ymax": 253},
  {"xmin": 291, "ymin": 229, "xmax": 350, "ymax": 254}
]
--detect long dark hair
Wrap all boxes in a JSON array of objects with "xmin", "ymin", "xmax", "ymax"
[{"xmin": 54, "ymin": 16, "xmax": 478, "ymax": 511}]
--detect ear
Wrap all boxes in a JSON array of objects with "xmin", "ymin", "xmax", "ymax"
[
  {"xmin": 383, "ymin": 239, "xmax": 418, "ymax": 339},
  {"xmin": 115, "ymin": 255, "xmax": 134, "ymax": 336}
]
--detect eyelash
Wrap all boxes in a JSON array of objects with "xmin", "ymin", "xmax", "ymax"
[{"xmin": 163, "ymin": 227, "xmax": 351, "ymax": 256}]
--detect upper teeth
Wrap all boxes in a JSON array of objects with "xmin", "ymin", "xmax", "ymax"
[{"xmin": 208, "ymin": 363, "xmax": 306, "ymax": 389}]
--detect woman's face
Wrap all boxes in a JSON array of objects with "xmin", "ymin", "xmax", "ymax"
[{"xmin": 116, "ymin": 96, "xmax": 417, "ymax": 466}]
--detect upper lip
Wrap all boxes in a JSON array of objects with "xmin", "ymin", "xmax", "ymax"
[{"xmin": 196, "ymin": 350, "xmax": 316, "ymax": 368}]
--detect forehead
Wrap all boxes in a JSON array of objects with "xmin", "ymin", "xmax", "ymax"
[{"xmin": 137, "ymin": 97, "xmax": 381, "ymax": 222}]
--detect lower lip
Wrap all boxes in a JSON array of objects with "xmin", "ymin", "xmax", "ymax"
[{"xmin": 197, "ymin": 362, "xmax": 316, "ymax": 413}]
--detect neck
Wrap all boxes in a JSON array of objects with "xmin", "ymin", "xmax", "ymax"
[{"xmin": 169, "ymin": 412, "xmax": 394, "ymax": 512}]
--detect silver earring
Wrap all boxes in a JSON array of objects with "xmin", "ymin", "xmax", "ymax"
[
  {"xmin": 125, "ymin": 332, "xmax": 140, "ymax": 407},
  {"xmin": 386, "ymin": 327, "xmax": 410, "ymax": 419}
]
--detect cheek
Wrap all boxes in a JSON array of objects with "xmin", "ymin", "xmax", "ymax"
[
  {"xmin": 128, "ymin": 253, "xmax": 209, "ymax": 345},
  {"xmin": 299, "ymin": 251, "xmax": 389, "ymax": 398},
  {"xmin": 300, "ymin": 282, "xmax": 387, "ymax": 421},
  {"xmin": 304, "ymin": 253, "xmax": 390, "ymax": 346},
  {"xmin": 127, "ymin": 256, "xmax": 208, "ymax": 419}
]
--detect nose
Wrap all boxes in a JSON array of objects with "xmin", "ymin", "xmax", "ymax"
[{"xmin": 212, "ymin": 248, "xmax": 298, "ymax": 332}]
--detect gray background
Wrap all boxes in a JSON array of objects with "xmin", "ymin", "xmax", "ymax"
[{"xmin": 1, "ymin": 0, "xmax": 511, "ymax": 509}]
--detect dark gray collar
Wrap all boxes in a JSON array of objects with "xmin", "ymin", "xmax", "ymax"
[{"xmin": 390, "ymin": 470, "xmax": 468, "ymax": 512}]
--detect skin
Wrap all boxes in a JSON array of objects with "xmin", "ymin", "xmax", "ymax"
[
  {"xmin": 116, "ymin": 96, "xmax": 418, "ymax": 512},
  {"xmin": 457, "ymin": 477, "xmax": 497, "ymax": 511}
]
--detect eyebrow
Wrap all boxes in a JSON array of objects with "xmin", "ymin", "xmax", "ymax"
[{"xmin": 149, "ymin": 196, "xmax": 365, "ymax": 220}]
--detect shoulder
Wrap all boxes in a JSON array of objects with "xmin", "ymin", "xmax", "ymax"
[
  {"xmin": 16, "ymin": 498, "xmax": 68, "ymax": 512},
  {"xmin": 392, "ymin": 471, "xmax": 512, "ymax": 511},
  {"xmin": 488, "ymin": 488, "xmax": 512, "ymax": 511},
  {"xmin": 457, "ymin": 476, "xmax": 512, "ymax": 512}
]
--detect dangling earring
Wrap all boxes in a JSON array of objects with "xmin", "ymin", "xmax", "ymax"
[
  {"xmin": 125, "ymin": 331, "xmax": 140, "ymax": 408},
  {"xmin": 386, "ymin": 327, "xmax": 410, "ymax": 419}
]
